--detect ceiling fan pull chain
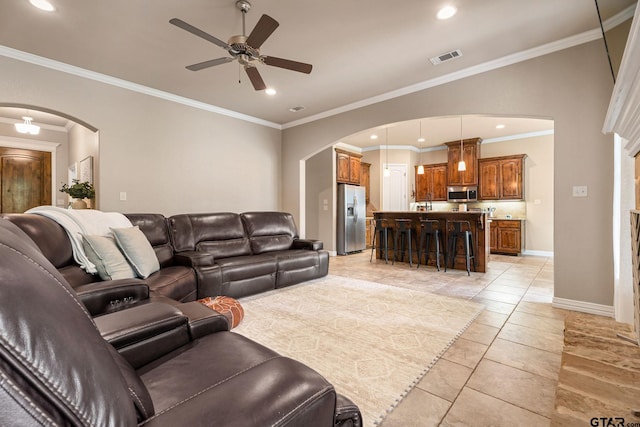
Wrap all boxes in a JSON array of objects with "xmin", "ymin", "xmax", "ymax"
[{"xmin": 238, "ymin": 63, "xmax": 242, "ymax": 84}]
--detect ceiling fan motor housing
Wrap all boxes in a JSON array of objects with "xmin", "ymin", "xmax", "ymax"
[{"xmin": 227, "ymin": 34, "xmax": 259, "ymax": 60}]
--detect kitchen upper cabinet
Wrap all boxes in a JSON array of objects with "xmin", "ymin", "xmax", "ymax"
[
  {"xmin": 415, "ymin": 163, "xmax": 448, "ymax": 201},
  {"xmin": 479, "ymin": 154, "xmax": 526, "ymax": 200},
  {"xmin": 360, "ymin": 162, "xmax": 371, "ymax": 203},
  {"xmin": 336, "ymin": 149, "xmax": 362, "ymax": 185},
  {"xmin": 445, "ymin": 138, "xmax": 482, "ymax": 186}
]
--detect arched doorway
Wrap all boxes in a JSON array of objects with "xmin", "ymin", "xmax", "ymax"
[{"xmin": 0, "ymin": 104, "xmax": 99, "ymax": 212}]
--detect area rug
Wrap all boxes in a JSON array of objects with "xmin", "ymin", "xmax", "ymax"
[{"xmin": 232, "ymin": 275, "xmax": 484, "ymax": 426}]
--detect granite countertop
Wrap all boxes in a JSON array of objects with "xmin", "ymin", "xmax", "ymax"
[
  {"xmin": 488, "ymin": 217, "xmax": 526, "ymax": 221},
  {"xmin": 373, "ymin": 210, "xmax": 485, "ymax": 214}
]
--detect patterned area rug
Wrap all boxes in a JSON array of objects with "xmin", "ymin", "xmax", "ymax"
[{"xmin": 233, "ymin": 275, "xmax": 484, "ymax": 426}]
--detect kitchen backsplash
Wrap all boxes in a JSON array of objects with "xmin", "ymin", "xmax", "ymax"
[{"xmin": 412, "ymin": 200, "xmax": 527, "ymax": 218}]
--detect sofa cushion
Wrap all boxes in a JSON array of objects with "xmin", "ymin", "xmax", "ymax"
[
  {"xmin": 82, "ymin": 234, "xmax": 137, "ymax": 280},
  {"xmin": 139, "ymin": 331, "xmax": 336, "ymax": 427},
  {"xmin": 241, "ymin": 212, "xmax": 298, "ymax": 254},
  {"xmin": 170, "ymin": 213, "xmax": 251, "ymax": 259},
  {"xmin": 112, "ymin": 226, "xmax": 161, "ymax": 279},
  {"xmin": 214, "ymin": 253, "xmax": 277, "ymax": 283},
  {"xmin": 147, "ymin": 265, "xmax": 198, "ymax": 302}
]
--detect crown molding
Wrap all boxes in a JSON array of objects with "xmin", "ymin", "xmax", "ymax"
[
  {"xmin": 0, "ymin": 4, "xmax": 634, "ymax": 132},
  {"xmin": 0, "ymin": 45, "xmax": 281, "ymax": 130},
  {"xmin": 283, "ymin": 5, "xmax": 636, "ymax": 130}
]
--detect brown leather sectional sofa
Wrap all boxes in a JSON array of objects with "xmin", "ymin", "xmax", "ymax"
[
  {"xmin": 0, "ymin": 211, "xmax": 359, "ymax": 426},
  {"xmin": 1, "ymin": 211, "xmax": 329, "ymax": 315}
]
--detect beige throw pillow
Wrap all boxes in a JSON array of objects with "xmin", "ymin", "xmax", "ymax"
[
  {"xmin": 82, "ymin": 234, "xmax": 136, "ymax": 280},
  {"xmin": 111, "ymin": 226, "xmax": 160, "ymax": 279}
]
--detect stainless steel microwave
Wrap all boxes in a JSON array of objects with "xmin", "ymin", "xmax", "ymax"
[{"xmin": 447, "ymin": 186, "xmax": 478, "ymax": 202}]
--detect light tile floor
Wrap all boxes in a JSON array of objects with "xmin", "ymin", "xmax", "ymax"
[{"xmin": 329, "ymin": 251, "xmax": 569, "ymax": 427}]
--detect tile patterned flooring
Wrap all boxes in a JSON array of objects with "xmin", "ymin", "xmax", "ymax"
[{"xmin": 329, "ymin": 251, "xmax": 569, "ymax": 427}]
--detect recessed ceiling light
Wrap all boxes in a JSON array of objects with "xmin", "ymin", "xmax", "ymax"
[
  {"xmin": 496, "ymin": 124, "xmax": 505, "ymax": 129},
  {"xmin": 437, "ymin": 5, "xmax": 457, "ymax": 20},
  {"xmin": 370, "ymin": 134, "xmax": 378, "ymax": 140},
  {"xmin": 417, "ymin": 137, "xmax": 425, "ymax": 143},
  {"xmin": 265, "ymin": 88, "xmax": 277, "ymax": 96},
  {"xmin": 29, "ymin": 0, "xmax": 55, "ymax": 12}
]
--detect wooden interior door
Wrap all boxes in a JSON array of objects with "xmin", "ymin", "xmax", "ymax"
[{"xmin": 0, "ymin": 147, "xmax": 52, "ymax": 213}]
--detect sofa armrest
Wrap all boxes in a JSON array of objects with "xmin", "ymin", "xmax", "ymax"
[
  {"xmin": 178, "ymin": 301, "xmax": 231, "ymax": 339},
  {"xmin": 95, "ymin": 302, "xmax": 190, "ymax": 369},
  {"xmin": 334, "ymin": 393, "xmax": 362, "ymax": 427},
  {"xmin": 174, "ymin": 250, "xmax": 215, "ymax": 267},
  {"xmin": 292, "ymin": 239, "xmax": 324, "ymax": 251},
  {"xmin": 76, "ymin": 279, "xmax": 149, "ymax": 316}
]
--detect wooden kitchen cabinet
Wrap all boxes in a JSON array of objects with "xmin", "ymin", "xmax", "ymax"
[
  {"xmin": 336, "ymin": 149, "xmax": 362, "ymax": 185},
  {"xmin": 360, "ymin": 162, "xmax": 371, "ymax": 203},
  {"xmin": 489, "ymin": 219, "xmax": 522, "ymax": 255},
  {"xmin": 365, "ymin": 217, "xmax": 373, "ymax": 248},
  {"xmin": 415, "ymin": 163, "xmax": 448, "ymax": 201},
  {"xmin": 445, "ymin": 138, "xmax": 482, "ymax": 186},
  {"xmin": 479, "ymin": 154, "xmax": 526, "ymax": 200}
]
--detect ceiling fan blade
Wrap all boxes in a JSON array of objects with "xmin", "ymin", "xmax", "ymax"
[
  {"xmin": 169, "ymin": 18, "xmax": 230, "ymax": 50},
  {"xmin": 245, "ymin": 66, "xmax": 267, "ymax": 91},
  {"xmin": 246, "ymin": 14, "xmax": 279, "ymax": 49},
  {"xmin": 263, "ymin": 56, "xmax": 313, "ymax": 74},
  {"xmin": 186, "ymin": 57, "xmax": 234, "ymax": 71}
]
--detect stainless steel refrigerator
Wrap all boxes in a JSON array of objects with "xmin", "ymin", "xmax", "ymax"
[{"xmin": 337, "ymin": 184, "xmax": 366, "ymax": 255}]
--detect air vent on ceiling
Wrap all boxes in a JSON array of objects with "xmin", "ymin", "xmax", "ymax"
[
  {"xmin": 429, "ymin": 49, "xmax": 463, "ymax": 65},
  {"xmin": 289, "ymin": 105, "xmax": 306, "ymax": 113}
]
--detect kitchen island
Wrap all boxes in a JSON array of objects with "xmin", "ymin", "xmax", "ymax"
[{"xmin": 372, "ymin": 211, "xmax": 490, "ymax": 272}]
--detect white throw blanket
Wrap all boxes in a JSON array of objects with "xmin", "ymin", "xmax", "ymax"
[{"xmin": 26, "ymin": 206, "xmax": 133, "ymax": 274}]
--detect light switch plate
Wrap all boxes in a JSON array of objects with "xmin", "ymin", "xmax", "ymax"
[
  {"xmin": 572, "ymin": 186, "xmax": 588, "ymax": 197},
  {"xmin": 119, "ymin": 192, "xmax": 127, "ymax": 201}
]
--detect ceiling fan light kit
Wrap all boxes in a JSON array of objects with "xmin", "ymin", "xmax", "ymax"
[{"xmin": 170, "ymin": 0, "xmax": 313, "ymax": 91}]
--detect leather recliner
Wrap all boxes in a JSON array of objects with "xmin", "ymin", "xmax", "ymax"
[{"xmin": 0, "ymin": 218, "xmax": 361, "ymax": 426}]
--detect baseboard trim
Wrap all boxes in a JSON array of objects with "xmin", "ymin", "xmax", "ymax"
[
  {"xmin": 328, "ymin": 250, "xmax": 338, "ymax": 257},
  {"xmin": 552, "ymin": 297, "xmax": 614, "ymax": 318},
  {"xmin": 522, "ymin": 249, "xmax": 554, "ymax": 257}
]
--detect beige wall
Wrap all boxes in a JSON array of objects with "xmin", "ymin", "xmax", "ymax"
[
  {"xmin": 481, "ymin": 134, "xmax": 554, "ymax": 253},
  {"xmin": 0, "ymin": 55, "xmax": 281, "ymax": 216},
  {"xmin": 283, "ymin": 39, "xmax": 616, "ymax": 307},
  {"xmin": 68, "ymin": 124, "xmax": 99, "ymax": 208},
  {"xmin": 305, "ymin": 147, "xmax": 333, "ymax": 240}
]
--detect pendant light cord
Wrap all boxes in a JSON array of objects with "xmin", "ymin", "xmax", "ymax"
[{"xmin": 595, "ymin": 0, "xmax": 616, "ymax": 84}]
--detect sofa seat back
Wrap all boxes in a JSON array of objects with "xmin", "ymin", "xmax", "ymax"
[
  {"xmin": 241, "ymin": 212, "xmax": 298, "ymax": 254},
  {"xmin": 169, "ymin": 213, "xmax": 252, "ymax": 259},
  {"xmin": 124, "ymin": 213, "xmax": 175, "ymax": 268},
  {"xmin": 0, "ymin": 213, "xmax": 99, "ymax": 288}
]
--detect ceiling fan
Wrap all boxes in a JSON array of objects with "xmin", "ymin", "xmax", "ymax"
[{"xmin": 170, "ymin": 0, "xmax": 313, "ymax": 91}]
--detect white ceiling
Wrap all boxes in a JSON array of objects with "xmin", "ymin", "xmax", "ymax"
[{"xmin": 0, "ymin": 0, "xmax": 636, "ymax": 131}]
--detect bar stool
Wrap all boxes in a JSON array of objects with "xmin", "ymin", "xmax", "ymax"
[
  {"xmin": 417, "ymin": 219, "xmax": 445, "ymax": 271},
  {"xmin": 393, "ymin": 219, "xmax": 414, "ymax": 267},
  {"xmin": 447, "ymin": 220, "xmax": 476, "ymax": 276},
  {"xmin": 370, "ymin": 218, "xmax": 394, "ymax": 264}
]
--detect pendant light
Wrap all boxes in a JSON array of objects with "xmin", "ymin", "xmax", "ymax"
[
  {"xmin": 15, "ymin": 116, "xmax": 40, "ymax": 135},
  {"xmin": 457, "ymin": 116, "xmax": 466, "ymax": 172},
  {"xmin": 417, "ymin": 120, "xmax": 425, "ymax": 175},
  {"xmin": 384, "ymin": 128, "xmax": 390, "ymax": 177}
]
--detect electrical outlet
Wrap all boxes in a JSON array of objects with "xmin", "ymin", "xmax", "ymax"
[
  {"xmin": 534, "ymin": 199, "xmax": 541, "ymax": 205},
  {"xmin": 572, "ymin": 186, "xmax": 588, "ymax": 197}
]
